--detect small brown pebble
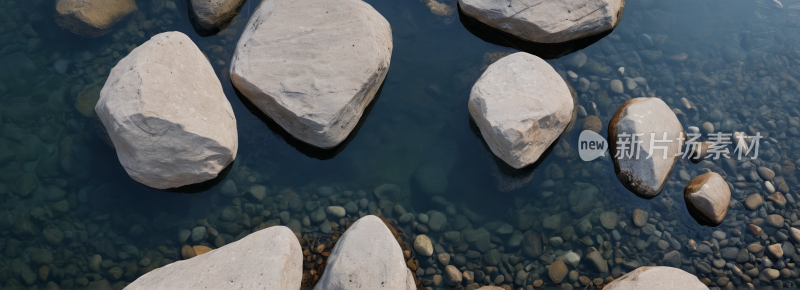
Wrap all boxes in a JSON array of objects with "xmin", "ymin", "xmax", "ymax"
[
  {"xmin": 593, "ymin": 277, "xmax": 604, "ymax": 286},
  {"xmin": 39, "ymin": 265, "xmax": 49, "ymax": 281},
  {"xmin": 192, "ymin": 245, "xmax": 212, "ymax": 256},
  {"xmin": 181, "ymin": 245, "xmax": 196, "ymax": 259},
  {"xmin": 579, "ymin": 276, "xmax": 591, "ymax": 285},
  {"xmin": 582, "ymin": 115, "xmax": 602, "ymax": 133},
  {"xmin": 747, "ymin": 224, "xmax": 762, "ymax": 236},
  {"xmin": 315, "ymin": 244, "xmax": 325, "ymax": 254},
  {"xmin": 533, "ymin": 280, "xmax": 543, "ymax": 287},
  {"xmin": 605, "ymin": 276, "xmax": 614, "ymax": 283}
]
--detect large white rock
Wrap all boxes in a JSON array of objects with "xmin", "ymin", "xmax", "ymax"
[
  {"xmin": 458, "ymin": 0, "xmax": 625, "ymax": 44},
  {"xmin": 684, "ymin": 172, "xmax": 731, "ymax": 226},
  {"xmin": 96, "ymin": 32, "xmax": 238, "ymax": 189},
  {"xmin": 230, "ymin": 0, "xmax": 392, "ymax": 149},
  {"xmin": 56, "ymin": 0, "xmax": 138, "ymax": 37},
  {"xmin": 604, "ymin": 266, "xmax": 707, "ymax": 290},
  {"xmin": 189, "ymin": 0, "xmax": 247, "ymax": 33},
  {"xmin": 125, "ymin": 226, "xmax": 301, "ymax": 289},
  {"xmin": 314, "ymin": 215, "xmax": 415, "ymax": 290},
  {"xmin": 609, "ymin": 97, "xmax": 682, "ymax": 198},
  {"xmin": 468, "ymin": 52, "xmax": 576, "ymax": 169}
]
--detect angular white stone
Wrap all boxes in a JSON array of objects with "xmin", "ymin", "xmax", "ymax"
[
  {"xmin": 458, "ymin": 0, "xmax": 624, "ymax": 44},
  {"xmin": 96, "ymin": 32, "xmax": 238, "ymax": 189},
  {"xmin": 56, "ymin": 0, "xmax": 138, "ymax": 37},
  {"xmin": 468, "ymin": 52, "xmax": 575, "ymax": 169},
  {"xmin": 609, "ymin": 97, "xmax": 683, "ymax": 198},
  {"xmin": 189, "ymin": 0, "xmax": 247, "ymax": 32},
  {"xmin": 230, "ymin": 0, "xmax": 392, "ymax": 149},
  {"xmin": 314, "ymin": 215, "xmax": 414, "ymax": 290},
  {"xmin": 605, "ymin": 266, "xmax": 707, "ymax": 290},
  {"xmin": 684, "ymin": 172, "xmax": 731, "ymax": 226},
  {"xmin": 125, "ymin": 226, "xmax": 302, "ymax": 289}
]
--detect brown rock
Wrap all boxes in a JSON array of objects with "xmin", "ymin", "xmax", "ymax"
[
  {"xmin": 747, "ymin": 224, "xmax": 762, "ymax": 236},
  {"xmin": 767, "ymin": 192, "xmax": 787, "ymax": 208},
  {"xmin": 192, "ymin": 245, "xmax": 213, "ymax": 256},
  {"xmin": 55, "ymin": 0, "xmax": 138, "ymax": 37},
  {"xmin": 766, "ymin": 214, "xmax": 784, "ymax": 228},
  {"xmin": 582, "ymin": 115, "xmax": 602, "ymax": 133},
  {"xmin": 181, "ymin": 245, "xmax": 196, "ymax": 259},
  {"xmin": 548, "ymin": 260, "xmax": 567, "ymax": 283},
  {"xmin": 631, "ymin": 209, "xmax": 648, "ymax": 228},
  {"xmin": 39, "ymin": 265, "xmax": 49, "ymax": 281},
  {"xmin": 744, "ymin": 194, "xmax": 763, "ymax": 211},
  {"xmin": 683, "ymin": 172, "xmax": 731, "ymax": 226},
  {"xmin": 767, "ymin": 244, "xmax": 783, "ymax": 259}
]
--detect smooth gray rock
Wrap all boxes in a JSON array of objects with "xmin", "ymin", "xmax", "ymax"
[
  {"xmin": 230, "ymin": 0, "xmax": 392, "ymax": 149},
  {"xmin": 314, "ymin": 215, "xmax": 415, "ymax": 290},
  {"xmin": 125, "ymin": 226, "xmax": 302, "ymax": 289},
  {"xmin": 96, "ymin": 32, "xmax": 238, "ymax": 189},
  {"xmin": 604, "ymin": 266, "xmax": 707, "ymax": 290},
  {"xmin": 458, "ymin": 0, "xmax": 624, "ymax": 43},
  {"xmin": 468, "ymin": 52, "xmax": 576, "ymax": 169}
]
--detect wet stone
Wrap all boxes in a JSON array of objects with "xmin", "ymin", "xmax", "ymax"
[
  {"xmin": 767, "ymin": 214, "xmax": 784, "ymax": 228},
  {"xmin": 600, "ymin": 212, "xmax": 618, "ymax": 229},
  {"xmin": 631, "ymin": 209, "xmax": 648, "ymax": 228},
  {"xmin": 745, "ymin": 194, "xmax": 763, "ymax": 211}
]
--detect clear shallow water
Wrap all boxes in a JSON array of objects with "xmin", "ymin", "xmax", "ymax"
[{"xmin": 2, "ymin": 0, "xmax": 800, "ymax": 288}]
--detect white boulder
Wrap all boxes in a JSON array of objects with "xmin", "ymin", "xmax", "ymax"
[
  {"xmin": 458, "ymin": 0, "xmax": 625, "ymax": 44},
  {"xmin": 125, "ymin": 226, "xmax": 302, "ymax": 289},
  {"xmin": 468, "ymin": 52, "xmax": 576, "ymax": 169},
  {"xmin": 96, "ymin": 32, "xmax": 238, "ymax": 189},
  {"xmin": 684, "ymin": 172, "xmax": 731, "ymax": 226},
  {"xmin": 604, "ymin": 266, "xmax": 707, "ymax": 290},
  {"xmin": 230, "ymin": 0, "xmax": 392, "ymax": 149},
  {"xmin": 189, "ymin": 0, "xmax": 247, "ymax": 33},
  {"xmin": 313, "ymin": 215, "xmax": 415, "ymax": 290},
  {"xmin": 56, "ymin": 0, "xmax": 138, "ymax": 37},
  {"xmin": 609, "ymin": 97, "xmax": 683, "ymax": 198}
]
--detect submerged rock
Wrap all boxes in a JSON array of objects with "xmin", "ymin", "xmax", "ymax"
[
  {"xmin": 55, "ymin": 0, "xmax": 137, "ymax": 37},
  {"xmin": 189, "ymin": 0, "xmax": 247, "ymax": 33},
  {"xmin": 230, "ymin": 0, "xmax": 392, "ymax": 149},
  {"xmin": 604, "ymin": 266, "xmax": 706, "ymax": 289},
  {"xmin": 684, "ymin": 172, "xmax": 731, "ymax": 226},
  {"xmin": 459, "ymin": 0, "xmax": 624, "ymax": 43},
  {"xmin": 468, "ymin": 52, "xmax": 576, "ymax": 169},
  {"xmin": 608, "ymin": 97, "xmax": 683, "ymax": 198},
  {"xmin": 96, "ymin": 32, "xmax": 238, "ymax": 189},
  {"xmin": 314, "ymin": 215, "xmax": 414, "ymax": 289},
  {"xmin": 126, "ymin": 226, "xmax": 301, "ymax": 289}
]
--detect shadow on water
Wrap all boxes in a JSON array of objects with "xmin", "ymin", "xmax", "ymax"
[
  {"xmin": 456, "ymin": 4, "xmax": 613, "ymax": 59},
  {"xmin": 232, "ymin": 78, "xmax": 386, "ymax": 160}
]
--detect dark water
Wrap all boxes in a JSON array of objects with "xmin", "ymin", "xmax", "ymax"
[{"xmin": 2, "ymin": 0, "xmax": 800, "ymax": 288}]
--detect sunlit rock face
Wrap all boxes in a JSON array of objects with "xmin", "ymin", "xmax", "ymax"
[
  {"xmin": 458, "ymin": 0, "xmax": 625, "ymax": 44},
  {"xmin": 468, "ymin": 52, "xmax": 576, "ymax": 169},
  {"xmin": 230, "ymin": 0, "xmax": 392, "ymax": 149},
  {"xmin": 609, "ymin": 97, "xmax": 683, "ymax": 199},
  {"xmin": 684, "ymin": 172, "xmax": 731, "ymax": 226},
  {"xmin": 96, "ymin": 32, "xmax": 238, "ymax": 189},
  {"xmin": 125, "ymin": 226, "xmax": 302, "ymax": 289},
  {"xmin": 55, "ymin": 0, "xmax": 138, "ymax": 37}
]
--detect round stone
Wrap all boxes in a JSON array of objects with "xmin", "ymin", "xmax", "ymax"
[
  {"xmin": 610, "ymin": 79, "xmax": 624, "ymax": 94},
  {"xmin": 444, "ymin": 265, "xmax": 462, "ymax": 286},
  {"xmin": 631, "ymin": 209, "xmax": 648, "ymax": 228},
  {"xmin": 413, "ymin": 235, "xmax": 433, "ymax": 256},
  {"xmin": 582, "ymin": 116, "xmax": 602, "ymax": 133},
  {"xmin": 548, "ymin": 260, "xmax": 568, "ymax": 283},
  {"xmin": 326, "ymin": 206, "xmax": 346, "ymax": 218},
  {"xmin": 600, "ymin": 212, "xmax": 618, "ymax": 229}
]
